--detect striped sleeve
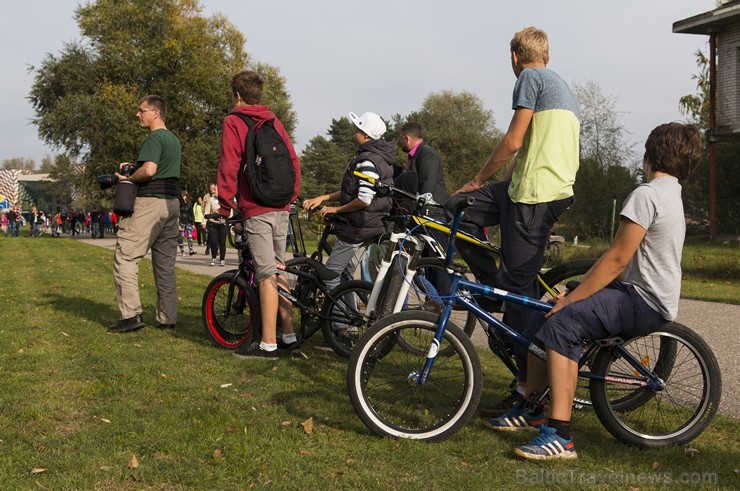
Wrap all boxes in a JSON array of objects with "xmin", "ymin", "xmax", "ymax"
[{"xmin": 356, "ymin": 160, "xmax": 378, "ymax": 205}]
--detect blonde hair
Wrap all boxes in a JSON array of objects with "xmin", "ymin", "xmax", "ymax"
[{"xmin": 510, "ymin": 27, "xmax": 549, "ymax": 64}]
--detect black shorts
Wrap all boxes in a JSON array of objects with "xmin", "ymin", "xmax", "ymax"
[{"xmin": 524, "ymin": 282, "xmax": 670, "ymax": 362}]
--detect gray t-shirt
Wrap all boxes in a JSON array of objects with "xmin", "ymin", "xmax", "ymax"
[{"xmin": 620, "ymin": 176, "xmax": 684, "ymax": 320}]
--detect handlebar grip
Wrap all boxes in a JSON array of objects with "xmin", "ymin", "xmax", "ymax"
[
  {"xmin": 353, "ymin": 170, "xmax": 377, "ymax": 185},
  {"xmin": 454, "ymin": 196, "xmax": 475, "ymax": 213}
]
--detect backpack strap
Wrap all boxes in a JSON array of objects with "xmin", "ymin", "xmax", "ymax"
[{"xmin": 229, "ymin": 112, "xmax": 272, "ymax": 171}]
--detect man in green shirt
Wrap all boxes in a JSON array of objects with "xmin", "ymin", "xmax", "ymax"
[{"xmin": 109, "ymin": 95, "xmax": 182, "ymax": 333}]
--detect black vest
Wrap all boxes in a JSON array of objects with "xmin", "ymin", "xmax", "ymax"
[{"xmin": 337, "ymin": 142, "xmax": 394, "ymax": 243}]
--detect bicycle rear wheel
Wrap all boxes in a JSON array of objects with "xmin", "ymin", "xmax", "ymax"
[
  {"xmin": 284, "ymin": 257, "xmax": 325, "ymax": 337},
  {"xmin": 347, "ymin": 311, "xmax": 482, "ymax": 442},
  {"xmin": 589, "ymin": 322, "xmax": 721, "ymax": 448},
  {"xmin": 320, "ymin": 280, "xmax": 373, "ymax": 358},
  {"xmin": 202, "ymin": 271, "xmax": 260, "ymax": 349}
]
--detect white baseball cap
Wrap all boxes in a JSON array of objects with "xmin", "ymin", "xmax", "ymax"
[{"xmin": 348, "ymin": 111, "xmax": 386, "ymax": 140}]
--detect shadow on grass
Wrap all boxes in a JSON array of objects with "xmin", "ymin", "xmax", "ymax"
[
  {"xmin": 42, "ymin": 293, "xmax": 211, "ymax": 347},
  {"xmin": 271, "ymin": 351, "xmax": 367, "ymax": 434}
]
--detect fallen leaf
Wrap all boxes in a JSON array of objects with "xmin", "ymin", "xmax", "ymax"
[
  {"xmin": 239, "ymin": 393, "xmax": 254, "ymax": 398},
  {"xmin": 328, "ymin": 471, "xmax": 344, "ymax": 478},
  {"xmin": 133, "ymin": 343, "xmax": 142, "ymax": 347},
  {"xmin": 129, "ymin": 454, "xmax": 139, "ymax": 469},
  {"xmin": 281, "ymin": 421, "xmax": 291, "ymax": 426},
  {"xmin": 100, "ymin": 418, "xmax": 111, "ymax": 424},
  {"xmin": 226, "ymin": 426, "xmax": 236, "ymax": 432},
  {"xmin": 160, "ymin": 373, "xmax": 168, "ymax": 379},
  {"xmin": 30, "ymin": 468, "xmax": 46, "ymax": 474},
  {"xmin": 459, "ymin": 460, "xmax": 473, "ymax": 468},
  {"xmin": 213, "ymin": 449, "xmax": 222, "ymax": 458},
  {"xmin": 272, "ymin": 366, "xmax": 278, "ymax": 371},
  {"xmin": 61, "ymin": 331, "xmax": 70, "ymax": 337},
  {"xmin": 627, "ymin": 487, "xmax": 639, "ymax": 491},
  {"xmin": 299, "ymin": 449, "xmax": 310, "ymax": 455},
  {"xmin": 17, "ymin": 348, "xmax": 24, "ymax": 353},
  {"xmin": 220, "ymin": 383, "xmax": 232, "ymax": 388},
  {"xmin": 251, "ymin": 407, "xmax": 257, "ymax": 411},
  {"xmin": 685, "ymin": 447, "xmax": 699, "ymax": 456},
  {"xmin": 301, "ymin": 417, "xmax": 313, "ymax": 435}
]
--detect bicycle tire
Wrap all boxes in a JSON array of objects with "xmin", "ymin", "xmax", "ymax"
[
  {"xmin": 347, "ymin": 311, "xmax": 482, "ymax": 442},
  {"xmin": 320, "ymin": 280, "xmax": 374, "ymax": 358},
  {"xmin": 284, "ymin": 257, "xmax": 325, "ymax": 337},
  {"xmin": 202, "ymin": 271, "xmax": 260, "ymax": 349},
  {"xmin": 589, "ymin": 322, "xmax": 721, "ymax": 448},
  {"xmin": 382, "ymin": 257, "xmax": 477, "ymax": 356},
  {"xmin": 541, "ymin": 241, "xmax": 561, "ymax": 268}
]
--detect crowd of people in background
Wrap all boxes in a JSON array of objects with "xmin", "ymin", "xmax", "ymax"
[{"xmin": 1, "ymin": 206, "xmax": 120, "ymax": 239}]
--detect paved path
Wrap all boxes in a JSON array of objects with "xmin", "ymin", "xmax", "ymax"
[{"xmin": 76, "ymin": 235, "xmax": 739, "ymax": 419}]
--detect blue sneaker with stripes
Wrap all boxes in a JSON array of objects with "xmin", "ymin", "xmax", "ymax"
[
  {"xmin": 514, "ymin": 425, "xmax": 578, "ymax": 460},
  {"xmin": 482, "ymin": 402, "xmax": 545, "ymax": 432}
]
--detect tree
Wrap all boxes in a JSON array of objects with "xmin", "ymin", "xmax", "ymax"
[
  {"xmin": 400, "ymin": 90, "xmax": 503, "ymax": 190},
  {"xmin": 2, "ymin": 157, "xmax": 36, "ymax": 171},
  {"xmin": 564, "ymin": 158, "xmax": 638, "ymax": 239},
  {"xmin": 679, "ymin": 48, "xmax": 740, "ymax": 234},
  {"xmin": 573, "ymin": 80, "xmax": 637, "ymax": 170},
  {"xmin": 28, "ymin": 0, "xmax": 296, "ymax": 202},
  {"xmin": 299, "ymin": 117, "xmax": 366, "ymax": 198},
  {"xmin": 40, "ymin": 154, "xmax": 80, "ymax": 208},
  {"xmin": 38, "ymin": 156, "xmax": 54, "ymax": 173},
  {"xmin": 299, "ymin": 136, "xmax": 347, "ymax": 197},
  {"xmin": 553, "ymin": 81, "xmax": 639, "ymax": 239}
]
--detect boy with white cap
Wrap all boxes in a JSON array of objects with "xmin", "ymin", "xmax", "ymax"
[{"xmin": 304, "ymin": 111, "xmax": 396, "ymax": 350}]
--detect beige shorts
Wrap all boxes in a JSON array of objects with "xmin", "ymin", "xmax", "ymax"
[{"xmin": 244, "ymin": 211, "xmax": 290, "ymax": 282}]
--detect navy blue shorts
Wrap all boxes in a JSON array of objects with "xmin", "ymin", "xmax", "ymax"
[{"xmin": 524, "ymin": 282, "xmax": 669, "ymax": 362}]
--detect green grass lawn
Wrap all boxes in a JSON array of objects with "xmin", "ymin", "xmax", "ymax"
[{"xmin": 0, "ymin": 233, "xmax": 738, "ymax": 489}]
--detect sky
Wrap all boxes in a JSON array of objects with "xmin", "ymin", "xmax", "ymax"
[{"xmin": 0, "ymin": 0, "xmax": 718, "ymax": 165}]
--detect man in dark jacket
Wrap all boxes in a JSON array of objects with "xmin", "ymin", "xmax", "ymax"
[
  {"xmin": 303, "ymin": 111, "xmax": 395, "ymax": 349},
  {"xmin": 397, "ymin": 122, "xmax": 448, "ymax": 206}
]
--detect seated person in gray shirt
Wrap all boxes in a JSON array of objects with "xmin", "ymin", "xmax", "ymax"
[{"xmin": 483, "ymin": 122, "xmax": 703, "ymax": 460}]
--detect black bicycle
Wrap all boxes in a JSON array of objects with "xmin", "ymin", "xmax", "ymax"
[{"xmin": 201, "ymin": 208, "xmax": 373, "ymax": 358}]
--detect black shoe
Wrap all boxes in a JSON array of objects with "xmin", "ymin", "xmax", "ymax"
[
  {"xmin": 277, "ymin": 337, "xmax": 300, "ymax": 350},
  {"xmin": 189, "ymin": 250, "xmax": 196, "ymax": 256},
  {"xmin": 108, "ymin": 314, "xmax": 145, "ymax": 333},
  {"xmin": 155, "ymin": 323, "xmax": 175, "ymax": 329},
  {"xmin": 233, "ymin": 342, "xmax": 280, "ymax": 360},
  {"xmin": 479, "ymin": 390, "xmax": 525, "ymax": 418}
]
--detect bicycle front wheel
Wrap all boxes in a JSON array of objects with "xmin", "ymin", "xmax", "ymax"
[
  {"xmin": 589, "ymin": 322, "xmax": 722, "ymax": 448},
  {"xmin": 347, "ymin": 311, "xmax": 482, "ymax": 442},
  {"xmin": 202, "ymin": 271, "xmax": 260, "ymax": 349}
]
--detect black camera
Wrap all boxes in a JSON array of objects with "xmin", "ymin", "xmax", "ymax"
[{"xmin": 97, "ymin": 163, "xmax": 136, "ymax": 190}]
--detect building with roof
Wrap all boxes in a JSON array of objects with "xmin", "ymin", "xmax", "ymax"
[{"xmin": 674, "ymin": 0, "xmax": 740, "ymax": 236}]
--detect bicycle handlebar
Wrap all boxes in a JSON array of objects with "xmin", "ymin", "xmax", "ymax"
[{"xmin": 353, "ymin": 170, "xmax": 428, "ymax": 204}]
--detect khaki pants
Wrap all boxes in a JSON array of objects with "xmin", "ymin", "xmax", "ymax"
[{"xmin": 114, "ymin": 196, "xmax": 180, "ymax": 324}]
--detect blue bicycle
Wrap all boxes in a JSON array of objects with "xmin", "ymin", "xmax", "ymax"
[{"xmin": 346, "ymin": 198, "xmax": 722, "ymax": 446}]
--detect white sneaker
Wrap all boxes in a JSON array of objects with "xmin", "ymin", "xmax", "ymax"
[
  {"xmin": 211, "ymin": 259, "xmax": 216, "ymax": 266},
  {"xmin": 220, "ymin": 260, "xmax": 226, "ymax": 267}
]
